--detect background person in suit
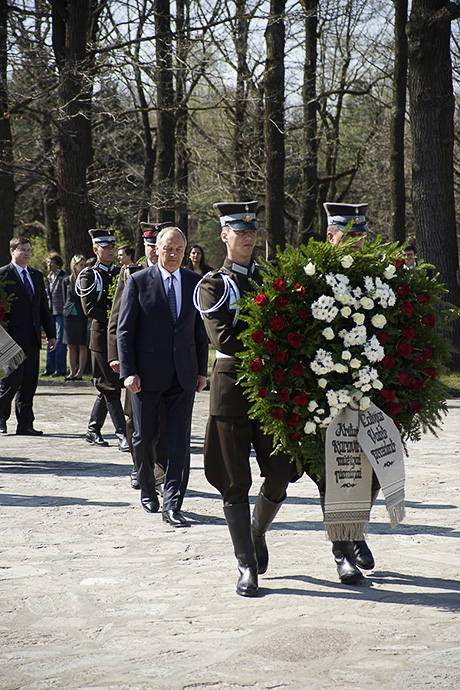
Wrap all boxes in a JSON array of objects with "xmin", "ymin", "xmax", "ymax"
[
  {"xmin": 117, "ymin": 226, "xmax": 208, "ymax": 527},
  {"xmin": 43, "ymin": 252, "xmax": 67, "ymax": 377},
  {"xmin": 0, "ymin": 235, "xmax": 56, "ymax": 435}
]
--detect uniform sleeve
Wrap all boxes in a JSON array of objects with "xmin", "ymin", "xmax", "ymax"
[
  {"xmin": 107, "ymin": 268, "xmax": 127, "ymax": 362},
  {"xmin": 199, "ymin": 273, "xmax": 244, "ymax": 357},
  {"xmin": 80, "ymin": 268, "xmax": 107, "ymax": 324}
]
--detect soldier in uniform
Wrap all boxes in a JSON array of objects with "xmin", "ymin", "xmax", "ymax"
[
  {"xmin": 108, "ymin": 222, "xmax": 171, "ymax": 491},
  {"xmin": 77, "ymin": 229, "xmax": 129, "ymax": 451},
  {"xmin": 197, "ymin": 201, "xmax": 297, "ymax": 597}
]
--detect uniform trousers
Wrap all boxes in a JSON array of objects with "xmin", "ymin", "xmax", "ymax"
[
  {"xmin": 91, "ymin": 349, "xmax": 123, "ymax": 401},
  {"xmin": 204, "ymin": 415, "xmax": 297, "ymax": 505}
]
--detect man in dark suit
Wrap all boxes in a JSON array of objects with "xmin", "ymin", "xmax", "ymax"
[
  {"xmin": 117, "ymin": 226, "xmax": 208, "ymax": 527},
  {"xmin": 0, "ymin": 235, "xmax": 56, "ymax": 435}
]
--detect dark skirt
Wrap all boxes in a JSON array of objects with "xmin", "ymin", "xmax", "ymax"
[{"xmin": 63, "ymin": 315, "xmax": 88, "ymax": 345}]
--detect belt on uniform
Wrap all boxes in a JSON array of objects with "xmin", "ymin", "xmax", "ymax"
[{"xmin": 215, "ymin": 350, "xmax": 234, "ymax": 359}]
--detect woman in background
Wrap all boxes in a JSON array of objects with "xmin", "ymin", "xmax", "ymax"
[
  {"xmin": 186, "ymin": 245, "xmax": 212, "ymax": 275},
  {"xmin": 62, "ymin": 254, "xmax": 88, "ymax": 381}
]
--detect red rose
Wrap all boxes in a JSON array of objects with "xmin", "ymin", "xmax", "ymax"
[
  {"xmin": 398, "ymin": 372, "xmax": 411, "ymax": 387},
  {"xmin": 414, "ymin": 353, "xmax": 427, "ymax": 364},
  {"xmin": 294, "ymin": 284, "xmax": 306, "ymax": 296},
  {"xmin": 381, "ymin": 355, "xmax": 396, "ymax": 370},
  {"xmin": 277, "ymin": 388, "xmax": 290, "ymax": 402},
  {"xmin": 397, "ymin": 282, "xmax": 410, "ymax": 297},
  {"xmin": 257, "ymin": 387, "xmax": 269, "ymax": 398},
  {"xmin": 254, "ymin": 293, "xmax": 269, "ymax": 307},
  {"xmin": 271, "ymin": 407, "xmax": 284, "ymax": 420},
  {"xmin": 423, "ymin": 347, "xmax": 434, "ymax": 359},
  {"xmin": 377, "ymin": 332, "xmax": 388, "ymax": 345},
  {"xmin": 381, "ymin": 388, "xmax": 396, "ymax": 403},
  {"xmin": 417, "ymin": 292, "xmax": 430, "ymax": 303},
  {"xmin": 273, "ymin": 278, "xmax": 286, "ymax": 292},
  {"xmin": 400, "ymin": 301, "xmax": 414, "ymax": 316},
  {"xmin": 271, "ymin": 315, "xmax": 287, "ymax": 331},
  {"xmin": 287, "ymin": 413, "xmax": 301, "ymax": 427},
  {"xmin": 398, "ymin": 341, "xmax": 412, "ymax": 357},
  {"xmin": 275, "ymin": 296, "xmax": 288, "ymax": 309},
  {"xmin": 410, "ymin": 377, "xmax": 424, "ymax": 391},
  {"xmin": 275, "ymin": 350, "xmax": 288, "ymax": 364},
  {"xmin": 251, "ymin": 329, "xmax": 265, "ymax": 343},
  {"xmin": 273, "ymin": 369, "xmax": 286, "ymax": 383},
  {"xmin": 290, "ymin": 431, "xmax": 301, "ymax": 442},
  {"xmin": 395, "ymin": 259, "xmax": 406, "ymax": 268},
  {"xmin": 401, "ymin": 326, "xmax": 415, "ymax": 341},
  {"xmin": 0, "ymin": 307, "xmax": 5, "ymax": 323},
  {"xmin": 264, "ymin": 340, "xmax": 278, "ymax": 354},
  {"xmin": 250, "ymin": 358, "xmax": 264, "ymax": 372},
  {"xmin": 287, "ymin": 332, "xmax": 303, "ymax": 348},
  {"xmin": 423, "ymin": 367, "xmax": 436, "ymax": 379},
  {"xmin": 298, "ymin": 309, "xmax": 310, "ymax": 321},
  {"xmin": 294, "ymin": 392, "xmax": 308, "ymax": 406},
  {"xmin": 421, "ymin": 313, "xmax": 435, "ymax": 328},
  {"xmin": 291, "ymin": 363, "xmax": 304, "ymax": 376},
  {"xmin": 408, "ymin": 400, "xmax": 421, "ymax": 414},
  {"xmin": 389, "ymin": 401, "xmax": 404, "ymax": 415}
]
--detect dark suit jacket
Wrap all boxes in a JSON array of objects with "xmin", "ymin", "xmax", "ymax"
[
  {"xmin": 0, "ymin": 263, "xmax": 55, "ymax": 355},
  {"xmin": 117, "ymin": 264, "xmax": 208, "ymax": 392}
]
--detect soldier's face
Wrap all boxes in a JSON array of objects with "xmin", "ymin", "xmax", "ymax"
[
  {"xmin": 221, "ymin": 227, "xmax": 257, "ymax": 265},
  {"xmin": 328, "ymin": 229, "xmax": 366, "ymax": 252},
  {"xmin": 94, "ymin": 244, "xmax": 115, "ymax": 265},
  {"xmin": 144, "ymin": 242, "xmax": 157, "ymax": 263}
]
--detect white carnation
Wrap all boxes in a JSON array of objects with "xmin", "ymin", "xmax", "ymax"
[
  {"xmin": 352, "ymin": 312, "xmax": 365, "ymax": 326},
  {"xmin": 359, "ymin": 396, "xmax": 371, "ymax": 410},
  {"xmin": 341, "ymin": 306, "xmax": 352, "ymax": 318},
  {"xmin": 341, "ymin": 254, "xmax": 354, "ymax": 269},
  {"xmin": 371, "ymin": 314, "xmax": 387, "ymax": 329},
  {"xmin": 360, "ymin": 296, "xmax": 374, "ymax": 310},
  {"xmin": 304, "ymin": 421, "xmax": 317, "ymax": 434},
  {"xmin": 384, "ymin": 264, "xmax": 396, "ymax": 279},
  {"xmin": 322, "ymin": 327, "xmax": 335, "ymax": 340}
]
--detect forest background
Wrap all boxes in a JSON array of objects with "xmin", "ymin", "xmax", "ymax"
[{"xmin": 1, "ymin": 0, "xmax": 460, "ymax": 364}]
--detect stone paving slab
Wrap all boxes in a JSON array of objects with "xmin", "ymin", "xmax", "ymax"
[{"xmin": 1, "ymin": 382, "xmax": 460, "ymax": 690}]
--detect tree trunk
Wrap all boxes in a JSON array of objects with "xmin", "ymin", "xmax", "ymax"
[
  {"xmin": 175, "ymin": 0, "xmax": 189, "ymax": 236},
  {"xmin": 233, "ymin": 0, "xmax": 251, "ymax": 200},
  {"xmin": 298, "ymin": 0, "xmax": 319, "ymax": 245},
  {"xmin": 407, "ymin": 0, "xmax": 460, "ymax": 368},
  {"xmin": 0, "ymin": 0, "xmax": 15, "ymax": 265},
  {"xmin": 264, "ymin": 0, "xmax": 286, "ymax": 259},
  {"xmin": 389, "ymin": 0, "xmax": 408, "ymax": 243}
]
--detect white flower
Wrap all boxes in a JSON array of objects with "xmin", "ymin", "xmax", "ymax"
[
  {"xmin": 371, "ymin": 314, "xmax": 387, "ymax": 329},
  {"xmin": 318, "ymin": 378, "xmax": 328, "ymax": 388},
  {"xmin": 316, "ymin": 408, "xmax": 325, "ymax": 415},
  {"xmin": 304, "ymin": 262, "xmax": 316, "ymax": 276},
  {"xmin": 359, "ymin": 396, "xmax": 371, "ymax": 410},
  {"xmin": 310, "ymin": 349, "xmax": 335, "ymax": 375},
  {"xmin": 350, "ymin": 358, "xmax": 361, "ymax": 369},
  {"xmin": 372, "ymin": 379, "xmax": 383, "ymax": 390},
  {"xmin": 340, "ymin": 325, "xmax": 367, "ymax": 347},
  {"xmin": 308, "ymin": 400, "xmax": 318, "ymax": 411},
  {"xmin": 362, "ymin": 335, "xmax": 385, "ymax": 363},
  {"xmin": 352, "ymin": 312, "xmax": 365, "ymax": 325},
  {"xmin": 311, "ymin": 295, "xmax": 338, "ymax": 323},
  {"xmin": 329, "ymin": 406, "xmax": 340, "ymax": 418},
  {"xmin": 361, "ymin": 383, "xmax": 372, "ymax": 392},
  {"xmin": 304, "ymin": 421, "xmax": 317, "ymax": 434},
  {"xmin": 360, "ymin": 296, "xmax": 374, "ymax": 310},
  {"xmin": 322, "ymin": 327, "xmax": 335, "ymax": 340},
  {"xmin": 341, "ymin": 350, "xmax": 351, "ymax": 360},
  {"xmin": 341, "ymin": 255, "xmax": 354, "ymax": 269},
  {"xmin": 334, "ymin": 362, "xmax": 348, "ymax": 374},
  {"xmin": 341, "ymin": 306, "xmax": 352, "ymax": 318},
  {"xmin": 384, "ymin": 264, "xmax": 396, "ymax": 279}
]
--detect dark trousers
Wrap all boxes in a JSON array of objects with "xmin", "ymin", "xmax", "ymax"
[
  {"xmin": 130, "ymin": 376, "xmax": 195, "ymax": 511},
  {"xmin": 204, "ymin": 415, "xmax": 297, "ymax": 505},
  {"xmin": 0, "ymin": 348, "xmax": 39, "ymax": 427}
]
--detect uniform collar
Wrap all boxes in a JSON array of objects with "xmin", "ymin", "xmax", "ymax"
[
  {"xmin": 97, "ymin": 261, "xmax": 114, "ymax": 273},
  {"xmin": 223, "ymin": 258, "xmax": 255, "ymax": 276}
]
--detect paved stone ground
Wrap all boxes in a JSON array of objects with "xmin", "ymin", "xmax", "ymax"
[{"xmin": 1, "ymin": 380, "xmax": 460, "ymax": 690}]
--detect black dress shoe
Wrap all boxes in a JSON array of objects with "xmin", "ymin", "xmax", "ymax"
[
  {"xmin": 0, "ymin": 420, "xmax": 6, "ymax": 434},
  {"xmin": 354, "ymin": 540, "xmax": 375, "ymax": 570},
  {"xmin": 130, "ymin": 470, "xmax": 140, "ymax": 490},
  {"xmin": 141, "ymin": 493, "xmax": 160, "ymax": 513},
  {"xmin": 85, "ymin": 430, "xmax": 109, "ymax": 447},
  {"xmin": 332, "ymin": 541, "xmax": 364, "ymax": 584},
  {"xmin": 162, "ymin": 509, "xmax": 189, "ymax": 527},
  {"xmin": 16, "ymin": 426, "xmax": 43, "ymax": 436}
]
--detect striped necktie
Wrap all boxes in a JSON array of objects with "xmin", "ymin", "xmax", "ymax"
[
  {"xmin": 22, "ymin": 270, "xmax": 34, "ymax": 302},
  {"xmin": 167, "ymin": 275, "xmax": 177, "ymax": 323}
]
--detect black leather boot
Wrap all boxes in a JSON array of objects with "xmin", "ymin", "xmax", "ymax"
[
  {"xmin": 107, "ymin": 399, "xmax": 129, "ymax": 452},
  {"xmin": 332, "ymin": 541, "xmax": 364, "ymax": 584},
  {"xmin": 353, "ymin": 489, "xmax": 378, "ymax": 570},
  {"xmin": 251, "ymin": 489, "xmax": 284, "ymax": 574},
  {"xmin": 85, "ymin": 396, "xmax": 108, "ymax": 446},
  {"xmin": 223, "ymin": 503, "xmax": 259, "ymax": 597}
]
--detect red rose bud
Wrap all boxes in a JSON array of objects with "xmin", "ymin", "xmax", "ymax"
[
  {"xmin": 254, "ymin": 293, "xmax": 269, "ymax": 307},
  {"xmin": 421, "ymin": 313, "xmax": 435, "ymax": 328},
  {"xmin": 294, "ymin": 392, "xmax": 308, "ymax": 405},
  {"xmin": 251, "ymin": 329, "xmax": 265, "ymax": 343},
  {"xmin": 410, "ymin": 376, "xmax": 424, "ymax": 391},
  {"xmin": 400, "ymin": 301, "xmax": 414, "ymax": 316},
  {"xmin": 408, "ymin": 400, "xmax": 421, "ymax": 414},
  {"xmin": 275, "ymin": 296, "xmax": 288, "ymax": 309},
  {"xmin": 250, "ymin": 358, "xmax": 264, "ymax": 372},
  {"xmin": 417, "ymin": 292, "xmax": 430, "ymax": 303},
  {"xmin": 395, "ymin": 259, "xmax": 406, "ymax": 268},
  {"xmin": 270, "ymin": 315, "xmax": 287, "ymax": 331},
  {"xmin": 277, "ymin": 388, "xmax": 291, "ymax": 402},
  {"xmin": 377, "ymin": 332, "xmax": 388, "ymax": 345},
  {"xmin": 423, "ymin": 367, "xmax": 436, "ymax": 379},
  {"xmin": 398, "ymin": 341, "xmax": 412, "ymax": 357},
  {"xmin": 381, "ymin": 388, "xmax": 396, "ymax": 403},
  {"xmin": 423, "ymin": 347, "xmax": 434, "ymax": 359},
  {"xmin": 257, "ymin": 387, "xmax": 269, "ymax": 398},
  {"xmin": 287, "ymin": 413, "xmax": 301, "ymax": 427},
  {"xmin": 298, "ymin": 309, "xmax": 310, "ymax": 320},
  {"xmin": 271, "ymin": 407, "xmax": 284, "ymax": 420},
  {"xmin": 397, "ymin": 282, "xmax": 410, "ymax": 297},
  {"xmin": 273, "ymin": 368, "xmax": 286, "ymax": 383},
  {"xmin": 414, "ymin": 353, "xmax": 427, "ymax": 364},
  {"xmin": 397, "ymin": 372, "xmax": 411, "ymax": 386},
  {"xmin": 275, "ymin": 350, "xmax": 288, "ymax": 363},
  {"xmin": 264, "ymin": 340, "xmax": 278, "ymax": 353},
  {"xmin": 401, "ymin": 326, "xmax": 415, "ymax": 341},
  {"xmin": 273, "ymin": 278, "xmax": 286, "ymax": 292},
  {"xmin": 381, "ymin": 355, "xmax": 396, "ymax": 370},
  {"xmin": 389, "ymin": 401, "xmax": 404, "ymax": 415},
  {"xmin": 290, "ymin": 431, "xmax": 301, "ymax": 442},
  {"xmin": 291, "ymin": 363, "xmax": 304, "ymax": 376},
  {"xmin": 294, "ymin": 284, "xmax": 306, "ymax": 296},
  {"xmin": 287, "ymin": 332, "xmax": 303, "ymax": 348}
]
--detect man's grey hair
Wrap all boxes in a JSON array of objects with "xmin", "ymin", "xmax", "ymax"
[{"xmin": 156, "ymin": 226, "xmax": 187, "ymax": 247}]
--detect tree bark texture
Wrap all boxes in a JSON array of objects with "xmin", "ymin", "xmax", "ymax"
[
  {"xmin": 0, "ymin": 0, "xmax": 15, "ymax": 265},
  {"xmin": 175, "ymin": 0, "xmax": 189, "ymax": 236}
]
